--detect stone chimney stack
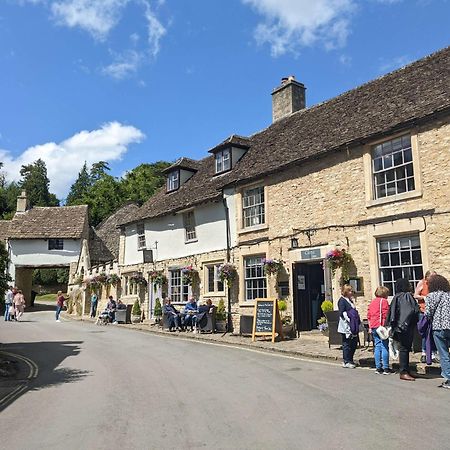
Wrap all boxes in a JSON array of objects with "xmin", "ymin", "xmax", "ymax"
[
  {"xmin": 271, "ymin": 75, "xmax": 306, "ymax": 122},
  {"xmin": 16, "ymin": 190, "xmax": 29, "ymax": 213}
]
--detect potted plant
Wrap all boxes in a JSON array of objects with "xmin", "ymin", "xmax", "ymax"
[
  {"xmin": 325, "ymin": 248, "xmax": 353, "ymax": 281},
  {"xmin": 181, "ymin": 265, "xmax": 198, "ymax": 286},
  {"xmin": 278, "ymin": 299, "xmax": 294, "ymax": 337},
  {"xmin": 215, "ymin": 299, "xmax": 227, "ymax": 332},
  {"xmin": 149, "ymin": 271, "xmax": 167, "ymax": 291},
  {"xmin": 153, "ymin": 298, "xmax": 162, "ymax": 323},
  {"xmin": 317, "ymin": 316, "xmax": 329, "ymax": 335},
  {"xmin": 321, "ymin": 299, "xmax": 341, "ymax": 348},
  {"xmin": 131, "ymin": 299, "xmax": 141, "ymax": 323},
  {"xmin": 106, "ymin": 273, "xmax": 120, "ymax": 287},
  {"xmin": 218, "ymin": 263, "xmax": 237, "ymax": 288},
  {"xmin": 130, "ymin": 272, "xmax": 148, "ymax": 287},
  {"xmin": 262, "ymin": 258, "xmax": 284, "ymax": 276}
]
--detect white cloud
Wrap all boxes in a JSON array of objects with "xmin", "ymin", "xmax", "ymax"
[
  {"xmin": 101, "ymin": 49, "xmax": 142, "ymax": 79},
  {"xmin": 379, "ymin": 55, "xmax": 412, "ymax": 72},
  {"xmin": 0, "ymin": 122, "xmax": 145, "ymax": 198},
  {"xmin": 242, "ymin": 0, "xmax": 356, "ymax": 56}
]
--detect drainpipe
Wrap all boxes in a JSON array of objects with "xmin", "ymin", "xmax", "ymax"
[{"xmin": 222, "ymin": 192, "xmax": 233, "ymax": 333}]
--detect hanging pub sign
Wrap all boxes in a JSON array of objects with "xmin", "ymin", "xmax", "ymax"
[{"xmin": 252, "ymin": 298, "xmax": 284, "ymax": 343}]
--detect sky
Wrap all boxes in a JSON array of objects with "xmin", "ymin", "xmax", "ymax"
[{"xmin": 0, "ymin": 0, "xmax": 449, "ymax": 200}]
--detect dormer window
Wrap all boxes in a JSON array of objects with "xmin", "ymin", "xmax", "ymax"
[
  {"xmin": 167, "ymin": 170, "xmax": 179, "ymax": 192},
  {"xmin": 215, "ymin": 148, "xmax": 231, "ymax": 174}
]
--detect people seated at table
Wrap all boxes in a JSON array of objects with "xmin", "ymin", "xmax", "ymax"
[
  {"xmin": 198, "ymin": 299, "xmax": 214, "ymax": 314},
  {"xmin": 163, "ymin": 298, "xmax": 182, "ymax": 331},
  {"xmin": 117, "ymin": 299, "xmax": 126, "ymax": 310},
  {"xmin": 106, "ymin": 295, "xmax": 117, "ymax": 322},
  {"xmin": 183, "ymin": 297, "xmax": 198, "ymax": 331}
]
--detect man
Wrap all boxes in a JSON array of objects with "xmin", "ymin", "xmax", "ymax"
[
  {"xmin": 56, "ymin": 291, "xmax": 65, "ymax": 322},
  {"xmin": 106, "ymin": 295, "xmax": 117, "ymax": 323},
  {"xmin": 163, "ymin": 298, "xmax": 182, "ymax": 331},
  {"xmin": 90, "ymin": 292, "xmax": 98, "ymax": 318},
  {"xmin": 4, "ymin": 286, "xmax": 14, "ymax": 321},
  {"xmin": 183, "ymin": 297, "xmax": 198, "ymax": 331}
]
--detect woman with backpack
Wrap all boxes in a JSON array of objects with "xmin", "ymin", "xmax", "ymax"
[{"xmin": 386, "ymin": 278, "xmax": 419, "ymax": 381}]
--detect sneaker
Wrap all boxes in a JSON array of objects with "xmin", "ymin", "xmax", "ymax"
[
  {"xmin": 375, "ymin": 368, "xmax": 383, "ymax": 375},
  {"xmin": 440, "ymin": 380, "xmax": 450, "ymax": 389},
  {"xmin": 383, "ymin": 368, "xmax": 394, "ymax": 375},
  {"xmin": 432, "ymin": 355, "xmax": 440, "ymax": 364},
  {"xmin": 420, "ymin": 355, "xmax": 426, "ymax": 363},
  {"xmin": 56, "ymin": 319, "xmax": 61, "ymax": 322},
  {"xmin": 346, "ymin": 362, "xmax": 356, "ymax": 369}
]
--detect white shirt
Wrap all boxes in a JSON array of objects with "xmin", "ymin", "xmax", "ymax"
[{"xmin": 5, "ymin": 290, "xmax": 13, "ymax": 304}]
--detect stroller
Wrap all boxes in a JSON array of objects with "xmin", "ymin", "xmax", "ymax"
[{"xmin": 96, "ymin": 309, "xmax": 112, "ymax": 325}]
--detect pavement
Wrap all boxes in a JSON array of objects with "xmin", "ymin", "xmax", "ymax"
[{"xmin": 63, "ymin": 312, "xmax": 441, "ymax": 375}]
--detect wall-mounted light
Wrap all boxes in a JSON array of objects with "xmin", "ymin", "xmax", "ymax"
[{"xmin": 290, "ymin": 237, "xmax": 299, "ymax": 248}]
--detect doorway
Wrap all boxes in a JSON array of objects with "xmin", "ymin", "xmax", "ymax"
[{"xmin": 293, "ymin": 262, "xmax": 325, "ymax": 331}]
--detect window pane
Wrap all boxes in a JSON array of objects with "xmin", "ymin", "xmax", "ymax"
[{"xmin": 390, "ymin": 252, "xmax": 400, "ymax": 266}]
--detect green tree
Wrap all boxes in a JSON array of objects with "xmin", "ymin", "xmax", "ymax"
[
  {"xmin": 0, "ymin": 241, "xmax": 11, "ymax": 307},
  {"xmin": 19, "ymin": 159, "xmax": 59, "ymax": 207},
  {"xmin": 66, "ymin": 162, "xmax": 91, "ymax": 205},
  {"xmin": 0, "ymin": 182, "xmax": 21, "ymax": 219},
  {"xmin": 120, "ymin": 161, "xmax": 171, "ymax": 205}
]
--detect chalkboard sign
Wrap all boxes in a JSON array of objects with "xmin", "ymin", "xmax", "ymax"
[{"xmin": 252, "ymin": 298, "xmax": 283, "ymax": 343}]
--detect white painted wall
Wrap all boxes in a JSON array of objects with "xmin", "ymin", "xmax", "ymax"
[
  {"xmin": 123, "ymin": 199, "xmax": 236, "ymax": 265},
  {"xmin": 9, "ymin": 239, "xmax": 82, "ymax": 267}
]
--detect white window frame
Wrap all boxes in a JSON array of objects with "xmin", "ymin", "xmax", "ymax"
[
  {"xmin": 204, "ymin": 263, "xmax": 225, "ymax": 294},
  {"xmin": 137, "ymin": 223, "xmax": 146, "ymax": 250},
  {"xmin": 169, "ymin": 269, "xmax": 189, "ymax": 303},
  {"xmin": 377, "ymin": 234, "xmax": 423, "ymax": 296},
  {"xmin": 167, "ymin": 170, "xmax": 179, "ymax": 192},
  {"xmin": 244, "ymin": 255, "xmax": 267, "ymax": 301},
  {"xmin": 215, "ymin": 148, "xmax": 231, "ymax": 174},
  {"xmin": 242, "ymin": 186, "xmax": 265, "ymax": 228},
  {"xmin": 183, "ymin": 211, "xmax": 197, "ymax": 242},
  {"xmin": 48, "ymin": 238, "xmax": 64, "ymax": 250}
]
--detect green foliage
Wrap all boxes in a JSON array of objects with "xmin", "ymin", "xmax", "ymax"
[
  {"xmin": 0, "ymin": 182, "xmax": 21, "ymax": 219},
  {"xmin": 278, "ymin": 299, "xmax": 287, "ymax": 312},
  {"xmin": 153, "ymin": 298, "xmax": 162, "ymax": 317},
  {"xmin": 132, "ymin": 299, "xmax": 141, "ymax": 316},
  {"xmin": 32, "ymin": 268, "xmax": 69, "ymax": 285},
  {"xmin": 19, "ymin": 159, "xmax": 59, "ymax": 207},
  {"xmin": 0, "ymin": 241, "xmax": 11, "ymax": 305},
  {"xmin": 321, "ymin": 300, "xmax": 334, "ymax": 313},
  {"xmin": 66, "ymin": 162, "xmax": 91, "ymax": 205},
  {"xmin": 216, "ymin": 298, "xmax": 226, "ymax": 321}
]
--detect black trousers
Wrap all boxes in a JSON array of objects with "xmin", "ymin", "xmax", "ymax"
[
  {"xmin": 397, "ymin": 328, "xmax": 414, "ymax": 373},
  {"xmin": 342, "ymin": 334, "xmax": 358, "ymax": 364}
]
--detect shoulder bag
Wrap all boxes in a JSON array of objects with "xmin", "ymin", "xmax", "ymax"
[{"xmin": 376, "ymin": 299, "xmax": 390, "ymax": 340}]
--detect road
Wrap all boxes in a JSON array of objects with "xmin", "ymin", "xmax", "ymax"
[{"xmin": 1, "ymin": 304, "xmax": 450, "ymax": 450}]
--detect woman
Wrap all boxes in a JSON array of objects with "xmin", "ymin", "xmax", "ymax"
[
  {"xmin": 367, "ymin": 286, "xmax": 392, "ymax": 374},
  {"xmin": 338, "ymin": 284, "xmax": 359, "ymax": 369},
  {"xmin": 386, "ymin": 278, "xmax": 419, "ymax": 381},
  {"xmin": 425, "ymin": 274, "xmax": 450, "ymax": 389},
  {"xmin": 415, "ymin": 270, "xmax": 438, "ymax": 363},
  {"xmin": 56, "ymin": 291, "xmax": 65, "ymax": 322},
  {"xmin": 13, "ymin": 290, "xmax": 26, "ymax": 321}
]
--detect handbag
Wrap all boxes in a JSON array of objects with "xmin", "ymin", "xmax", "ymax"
[{"xmin": 376, "ymin": 298, "xmax": 390, "ymax": 340}]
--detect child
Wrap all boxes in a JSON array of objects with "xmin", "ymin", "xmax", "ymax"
[{"xmin": 367, "ymin": 286, "xmax": 392, "ymax": 374}]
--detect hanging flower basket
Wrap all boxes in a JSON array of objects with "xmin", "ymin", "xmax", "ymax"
[
  {"xmin": 84, "ymin": 276, "xmax": 101, "ymax": 289},
  {"xmin": 129, "ymin": 272, "xmax": 148, "ymax": 287},
  {"xmin": 106, "ymin": 273, "xmax": 121, "ymax": 286},
  {"xmin": 262, "ymin": 258, "xmax": 284, "ymax": 276},
  {"xmin": 181, "ymin": 265, "xmax": 198, "ymax": 286},
  {"xmin": 97, "ymin": 273, "xmax": 107, "ymax": 284},
  {"xmin": 218, "ymin": 263, "xmax": 237, "ymax": 288},
  {"xmin": 149, "ymin": 270, "xmax": 167, "ymax": 290},
  {"xmin": 326, "ymin": 248, "xmax": 353, "ymax": 280}
]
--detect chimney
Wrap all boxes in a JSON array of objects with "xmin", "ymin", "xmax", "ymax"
[
  {"xmin": 271, "ymin": 75, "xmax": 306, "ymax": 122},
  {"xmin": 16, "ymin": 190, "xmax": 29, "ymax": 213}
]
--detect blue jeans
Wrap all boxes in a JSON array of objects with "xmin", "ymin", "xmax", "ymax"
[
  {"xmin": 433, "ymin": 329, "xmax": 450, "ymax": 380},
  {"xmin": 372, "ymin": 328, "xmax": 389, "ymax": 369},
  {"xmin": 4, "ymin": 304, "xmax": 11, "ymax": 321},
  {"xmin": 56, "ymin": 305, "xmax": 62, "ymax": 320}
]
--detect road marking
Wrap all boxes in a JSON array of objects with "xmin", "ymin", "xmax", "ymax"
[{"xmin": 0, "ymin": 351, "xmax": 39, "ymax": 408}]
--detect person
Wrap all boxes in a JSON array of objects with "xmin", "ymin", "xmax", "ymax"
[
  {"xmin": 198, "ymin": 299, "xmax": 214, "ymax": 314},
  {"xmin": 415, "ymin": 270, "xmax": 438, "ymax": 363},
  {"xmin": 163, "ymin": 298, "xmax": 182, "ymax": 331},
  {"xmin": 56, "ymin": 291, "xmax": 65, "ymax": 322},
  {"xmin": 367, "ymin": 286, "xmax": 392, "ymax": 374},
  {"xmin": 337, "ymin": 284, "xmax": 359, "ymax": 369},
  {"xmin": 13, "ymin": 290, "xmax": 26, "ymax": 321},
  {"xmin": 425, "ymin": 274, "xmax": 450, "ymax": 389},
  {"xmin": 106, "ymin": 296, "xmax": 117, "ymax": 323},
  {"xmin": 4, "ymin": 286, "xmax": 14, "ymax": 321},
  {"xmin": 90, "ymin": 292, "xmax": 98, "ymax": 318},
  {"xmin": 386, "ymin": 278, "xmax": 419, "ymax": 381},
  {"xmin": 117, "ymin": 299, "xmax": 126, "ymax": 310},
  {"xmin": 183, "ymin": 297, "xmax": 198, "ymax": 331}
]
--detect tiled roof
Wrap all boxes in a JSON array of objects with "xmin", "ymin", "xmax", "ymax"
[
  {"xmin": 208, "ymin": 135, "xmax": 251, "ymax": 153},
  {"xmin": 0, "ymin": 221, "xmax": 10, "ymax": 241},
  {"xmin": 162, "ymin": 157, "xmax": 200, "ymax": 174},
  {"xmin": 7, "ymin": 205, "xmax": 88, "ymax": 239},
  {"xmin": 125, "ymin": 46, "xmax": 450, "ymax": 225},
  {"xmin": 92, "ymin": 203, "xmax": 139, "ymax": 260}
]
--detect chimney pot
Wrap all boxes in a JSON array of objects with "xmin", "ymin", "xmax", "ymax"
[{"xmin": 271, "ymin": 75, "xmax": 306, "ymax": 122}]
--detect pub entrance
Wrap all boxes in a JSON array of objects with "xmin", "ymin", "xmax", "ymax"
[{"xmin": 293, "ymin": 262, "xmax": 325, "ymax": 331}]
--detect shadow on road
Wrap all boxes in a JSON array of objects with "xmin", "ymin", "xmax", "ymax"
[
  {"xmin": 28, "ymin": 301, "xmax": 57, "ymax": 312},
  {"xmin": 0, "ymin": 340, "xmax": 89, "ymax": 412}
]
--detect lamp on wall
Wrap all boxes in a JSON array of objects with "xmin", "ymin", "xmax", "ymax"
[{"xmin": 290, "ymin": 237, "xmax": 299, "ymax": 249}]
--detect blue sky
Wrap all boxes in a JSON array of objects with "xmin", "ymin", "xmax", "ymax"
[{"xmin": 0, "ymin": 0, "xmax": 448, "ymax": 199}]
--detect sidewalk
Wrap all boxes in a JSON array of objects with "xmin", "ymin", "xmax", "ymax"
[{"xmin": 63, "ymin": 313, "xmax": 441, "ymax": 375}]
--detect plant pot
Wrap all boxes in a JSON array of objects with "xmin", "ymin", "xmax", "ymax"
[
  {"xmin": 215, "ymin": 320, "xmax": 227, "ymax": 332},
  {"xmin": 131, "ymin": 314, "xmax": 141, "ymax": 324},
  {"xmin": 282, "ymin": 323, "xmax": 295, "ymax": 337}
]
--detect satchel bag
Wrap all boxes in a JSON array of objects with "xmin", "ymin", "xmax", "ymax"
[{"xmin": 376, "ymin": 299, "xmax": 390, "ymax": 340}]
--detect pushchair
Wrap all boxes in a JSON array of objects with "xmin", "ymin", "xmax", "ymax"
[{"xmin": 96, "ymin": 309, "xmax": 112, "ymax": 325}]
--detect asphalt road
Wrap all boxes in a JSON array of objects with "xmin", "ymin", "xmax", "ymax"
[{"xmin": 1, "ymin": 304, "xmax": 450, "ymax": 450}]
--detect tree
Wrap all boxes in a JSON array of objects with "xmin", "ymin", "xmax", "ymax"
[
  {"xmin": 120, "ymin": 161, "xmax": 171, "ymax": 205},
  {"xmin": 66, "ymin": 162, "xmax": 91, "ymax": 205},
  {"xmin": 19, "ymin": 159, "xmax": 59, "ymax": 207},
  {"xmin": 0, "ymin": 182, "xmax": 21, "ymax": 219},
  {"xmin": 0, "ymin": 241, "xmax": 11, "ymax": 307}
]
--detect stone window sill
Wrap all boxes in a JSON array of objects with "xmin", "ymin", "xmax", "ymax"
[
  {"xmin": 238, "ymin": 224, "xmax": 269, "ymax": 235},
  {"xmin": 366, "ymin": 190, "xmax": 422, "ymax": 208}
]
